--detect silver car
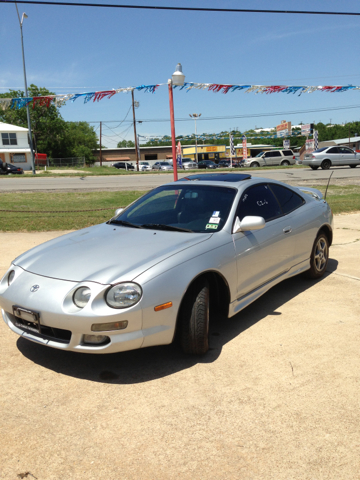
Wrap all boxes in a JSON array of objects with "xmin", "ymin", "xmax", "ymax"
[
  {"xmin": 303, "ymin": 146, "xmax": 360, "ymax": 170},
  {"xmin": 152, "ymin": 161, "xmax": 173, "ymax": 171},
  {"xmin": 182, "ymin": 159, "xmax": 198, "ymax": 170},
  {"xmin": 243, "ymin": 150, "xmax": 296, "ymax": 168},
  {"xmin": 0, "ymin": 173, "xmax": 333, "ymax": 355}
]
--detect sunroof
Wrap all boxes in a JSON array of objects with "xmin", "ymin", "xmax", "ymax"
[{"xmin": 179, "ymin": 173, "xmax": 252, "ymax": 182}]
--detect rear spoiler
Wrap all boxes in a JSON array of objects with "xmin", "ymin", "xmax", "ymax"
[{"xmin": 297, "ymin": 187, "xmax": 324, "ymax": 200}]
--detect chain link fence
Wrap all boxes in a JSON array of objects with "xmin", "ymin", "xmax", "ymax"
[{"xmin": 47, "ymin": 157, "xmax": 85, "ymax": 167}]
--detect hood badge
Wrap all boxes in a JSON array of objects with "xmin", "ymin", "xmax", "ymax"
[{"xmin": 30, "ymin": 285, "xmax": 40, "ymax": 293}]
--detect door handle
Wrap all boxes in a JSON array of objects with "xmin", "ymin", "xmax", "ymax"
[{"xmin": 283, "ymin": 226, "xmax": 292, "ymax": 234}]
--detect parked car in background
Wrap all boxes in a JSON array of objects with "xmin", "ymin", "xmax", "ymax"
[
  {"xmin": 0, "ymin": 172, "xmax": 333, "ymax": 356},
  {"xmin": 303, "ymin": 146, "xmax": 360, "ymax": 170},
  {"xmin": 182, "ymin": 158, "xmax": 198, "ymax": 170},
  {"xmin": 198, "ymin": 160, "xmax": 219, "ymax": 169},
  {"xmin": 139, "ymin": 162, "xmax": 151, "ymax": 171},
  {"xmin": 0, "ymin": 163, "xmax": 24, "ymax": 175},
  {"xmin": 243, "ymin": 150, "xmax": 296, "ymax": 168},
  {"xmin": 112, "ymin": 162, "xmax": 135, "ymax": 171},
  {"xmin": 152, "ymin": 162, "xmax": 173, "ymax": 171}
]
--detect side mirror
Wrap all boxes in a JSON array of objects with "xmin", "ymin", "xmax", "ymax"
[
  {"xmin": 115, "ymin": 208, "xmax": 124, "ymax": 216},
  {"xmin": 232, "ymin": 215, "xmax": 265, "ymax": 234}
]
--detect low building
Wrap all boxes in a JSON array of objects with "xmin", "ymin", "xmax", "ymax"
[{"xmin": 0, "ymin": 122, "xmax": 32, "ymax": 170}]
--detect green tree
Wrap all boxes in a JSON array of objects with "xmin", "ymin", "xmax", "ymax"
[
  {"xmin": 117, "ymin": 139, "xmax": 135, "ymax": 148},
  {"xmin": 0, "ymin": 85, "xmax": 99, "ymax": 161}
]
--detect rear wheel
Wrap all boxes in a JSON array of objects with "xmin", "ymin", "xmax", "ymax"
[
  {"xmin": 179, "ymin": 280, "xmax": 210, "ymax": 355},
  {"xmin": 281, "ymin": 160, "xmax": 290, "ymax": 166},
  {"xmin": 321, "ymin": 159, "xmax": 331, "ymax": 170},
  {"xmin": 251, "ymin": 162, "xmax": 260, "ymax": 168},
  {"xmin": 310, "ymin": 166, "xmax": 319, "ymax": 170},
  {"xmin": 350, "ymin": 165, "xmax": 356, "ymax": 168},
  {"xmin": 307, "ymin": 233, "xmax": 329, "ymax": 279}
]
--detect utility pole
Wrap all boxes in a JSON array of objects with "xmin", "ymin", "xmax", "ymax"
[
  {"xmin": 132, "ymin": 90, "xmax": 139, "ymax": 171},
  {"xmin": 189, "ymin": 113, "xmax": 201, "ymax": 163},
  {"xmin": 99, "ymin": 121, "xmax": 102, "ymax": 166}
]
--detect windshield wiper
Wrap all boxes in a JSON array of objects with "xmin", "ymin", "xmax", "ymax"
[
  {"xmin": 108, "ymin": 219, "xmax": 143, "ymax": 229},
  {"xmin": 141, "ymin": 223, "xmax": 193, "ymax": 232}
]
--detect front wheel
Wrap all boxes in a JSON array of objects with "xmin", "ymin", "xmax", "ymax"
[
  {"xmin": 251, "ymin": 162, "xmax": 260, "ymax": 168},
  {"xmin": 310, "ymin": 166, "xmax": 319, "ymax": 170},
  {"xmin": 179, "ymin": 280, "xmax": 210, "ymax": 355},
  {"xmin": 350, "ymin": 165, "xmax": 357, "ymax": 168},
  {"xmin": 321, "ymin": 160, "xmax": 331, "ymax": 170},
  {"xmin": 307, "ymin": 233, "xmax": 329, "ymax": 279},
  {"xmin": 281, "ymin": 160, "xmax": 290, "ymax": 166}
]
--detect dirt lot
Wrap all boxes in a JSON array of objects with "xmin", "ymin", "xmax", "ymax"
[{"xmin": 0, "ymin": 214, "xmax": 359, "ymax": 480}]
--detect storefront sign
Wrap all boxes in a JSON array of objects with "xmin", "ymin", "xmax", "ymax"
[
  {"xmin": 305, "ymin": 139, "xmax": 315, "ymax": 154},
  {"xmin": 301, "ymin": 124, "xmax": 313, "ymax": 136},
  {"xmin": 276, "ymin": 120, "xmax": 291, "ymax": 138}
]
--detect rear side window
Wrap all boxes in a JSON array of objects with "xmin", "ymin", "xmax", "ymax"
[
  {"xmin": 269, "ymin": 184, "xmax": 305, "ymax": 214},
  {"xmin": 282, "ymin": 150, "xmax": 293, "ymax": 156},
  {"xmin": 328, "ymin": 147, "xmax": 340, "ymax": 154},
  {"xmin": 237, "ymin": 184, "xmax": 282, "ymax": 222},
  {"xmin": 272, "ymin": 151, "xmax": 282, "ymax": 157}
]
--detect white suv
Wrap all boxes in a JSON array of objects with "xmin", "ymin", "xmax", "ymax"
[{"xmin": 243, "ymin": 149, "xmax": 296, "ymax": 168}]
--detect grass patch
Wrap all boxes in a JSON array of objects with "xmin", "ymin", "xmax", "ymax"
[
  {"xmin": 0, "ymin": 191, "xmax": 144, "ymax": 232},
  {"xmin": 0, "ymin": 185, "xmax": 359, "ymax": 232}
]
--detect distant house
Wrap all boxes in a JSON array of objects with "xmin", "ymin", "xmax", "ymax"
[{"xmin": 0, "ymin": 122, "xmax": 32, "ymax": 170}]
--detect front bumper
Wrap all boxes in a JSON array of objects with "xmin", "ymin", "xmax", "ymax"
[{"xmin": 0, "ymin": 267, "xmax": 174, "ymax": 354}]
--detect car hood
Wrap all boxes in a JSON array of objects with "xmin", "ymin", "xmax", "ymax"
[{"xmin": 13, "ymin": 223, "xmax": 212, "ymax": 284}]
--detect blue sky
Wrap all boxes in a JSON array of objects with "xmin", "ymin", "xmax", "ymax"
[{"xmin": 1, "ymin": 0, "xmax": 360, "ymax": 147}]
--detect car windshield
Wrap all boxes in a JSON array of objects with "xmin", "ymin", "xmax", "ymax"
[{"xmin": 111, "ymin": 184, "xmax": 237, "ymax": 233}]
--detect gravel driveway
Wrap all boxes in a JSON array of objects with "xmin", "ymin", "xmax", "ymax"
[{"xmin": 1, "ymin": 214, "xmax": 359, "ymax": 480}]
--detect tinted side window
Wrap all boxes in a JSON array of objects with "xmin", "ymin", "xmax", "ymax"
[
  {"xmin": 282, "ymin": 150, "xmax": 293, "ymax": 156},
  {"xmin": 328, "ymin": 147, "xmax": 340, "ymax": 154},
  {"xmin": 339, "ymin": 147, "xmax": 353, "ymax": 154},
  {"xmin": 237, "ymin": 184, "xmax": 282, "ymax": 222},
  {"xmin": 269, "ymin": 184, "xmax": 304, "ymax": 215},
  {"xmin": 272, "ymin": 151, "xmax": 282, "ymax": 157}
]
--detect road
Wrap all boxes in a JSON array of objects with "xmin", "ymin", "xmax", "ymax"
[{"xmin": 1, "ymin": 166, "xmax": 360, "ymax": 192}]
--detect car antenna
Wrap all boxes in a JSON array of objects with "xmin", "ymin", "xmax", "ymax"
[{"xmin": 324, "ymin": 171, "xmax": 334, "ymax": 201}]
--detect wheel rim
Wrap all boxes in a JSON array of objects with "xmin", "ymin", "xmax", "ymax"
[
  {"xmin": 314, "ymin": 237, "xmax": 328, "ymax": 272},
  {"xmin": 322, "ymin": 160, "xmax": 330, "ymax": 170}
]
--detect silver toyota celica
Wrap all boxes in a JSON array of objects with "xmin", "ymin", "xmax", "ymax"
[{"xmin": 0, "ymin": 173, "xmax": 333, "ymax": 355}]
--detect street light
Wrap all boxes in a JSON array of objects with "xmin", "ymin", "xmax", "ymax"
[
  {"xmin": 15, "ymin": 3, "xmax": 36, "ymax": 175},
  {"xmin": 168, "ymin": 63, "xmax": 185, "ymax": 181},
  {"xmin": 189, "ymin": 113, "xmax": 201, "ymax": 163}
]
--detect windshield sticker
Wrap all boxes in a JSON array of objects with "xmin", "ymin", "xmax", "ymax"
[
  {"xmin": 212, "ymin": 211, "xmax": 220, "ymax": 217},
  {"xmin": 209, "ymin": 217, "xmax": 220, "ymax": 224},
  {"xmin": 206, "ymin": 224, "xmax": 218, "ymax": 230}
]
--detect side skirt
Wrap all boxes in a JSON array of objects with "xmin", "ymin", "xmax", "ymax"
[{"xmin": 228, "ymin": 259, "xmax": 310, "ymax": 318}]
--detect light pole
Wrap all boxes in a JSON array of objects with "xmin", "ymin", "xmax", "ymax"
[
  {"xmin": 189, "ymin": 113, "xmax": 201, "ymax": 163},
  {"xmin": 131, "ymin": 90, "xmax": 140, "ymax": 171},
  {"xmin": 168, "ymin": 63, "xmax": 185, "ymax": 181},
  {"xmin": 15, "ymin": 4, "xmax": 36, "ymax": 175}
]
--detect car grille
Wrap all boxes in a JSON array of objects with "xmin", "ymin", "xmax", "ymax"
[{"xmin": 8, "ymin": 312, "xmax": 71, "ymax": 344}]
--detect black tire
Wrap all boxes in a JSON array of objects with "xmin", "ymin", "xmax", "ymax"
[
  {"xmin": 251, "ymin": 162, "xmax": 260, "ymax": 168},
  {"xmin": 179, "ymin": 280, "xmax": 210, "ymax": 355},
  {"xmin": 281, "ymin": 160, "xmax": 290, "ymax": 166},
  {"xmin": 310, "ymin": 166, "xmax": 319, "ymax": 170},
  {"xmin": 350, "ymin": 165, "xmax": 356, "ymax": 168},
  {"xmin": 307, "ymin": 233, "xmax": 329, "ymax": 279},
  {"xmin": 321, "ymin": 159, "xmax": 331, "ymax": 170}
]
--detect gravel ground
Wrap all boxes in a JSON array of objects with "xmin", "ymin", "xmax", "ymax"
[{"xmin": 0, "ymin": 214, "xmax": 359, "ymax": 480}]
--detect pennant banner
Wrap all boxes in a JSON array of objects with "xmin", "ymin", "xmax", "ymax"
[{"xmin": 1, "ymin": 82, "xmax": 360, "ymax": 112}]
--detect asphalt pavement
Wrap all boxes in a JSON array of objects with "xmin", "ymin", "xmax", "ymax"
[{"xmin": 1, "ymin": 166, "xmax": 360, "ymax": 192}]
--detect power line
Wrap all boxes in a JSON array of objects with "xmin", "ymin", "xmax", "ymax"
[
  {"xmin": 5, "ymin": 1, "xmax": 360, "ymax": 16},
  {"xmin": 85, "ymin": 103, "xmax": 360, "ymax": 124}
]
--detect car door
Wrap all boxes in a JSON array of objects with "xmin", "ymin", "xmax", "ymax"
[
  {"xmin": 233, "ymin": 183, "xmax": 295, "ymax": 298},
  {"xmin": 338, "ymin": 146, "xmax": 358, "ymax": 166},
  {"xmin": 326, "ymin": 147, "xmax": 341, "ymax": 166}
]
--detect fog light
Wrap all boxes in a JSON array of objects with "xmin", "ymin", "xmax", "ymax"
[
  {"xmin": 91, "ymin": 321, "xmax": 128, "ymax": 332},
  {"xmin": 8, "ymin": 270, "xmax": 15, "ymax": 286},
  {"xmin": 83, "ymin": 334, "xmax": 109, "ymax": 345}
]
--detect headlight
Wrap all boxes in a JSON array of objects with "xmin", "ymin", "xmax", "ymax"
[
  {"xmin": 106, "ymin": 282, "xmax": 142, "ymax": 309},
  {"xmin": 73, "ymin": 287, "xmax": 91, "ymax": 308}
]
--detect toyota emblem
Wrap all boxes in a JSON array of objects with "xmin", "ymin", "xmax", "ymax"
[{"xmin": 30, "ymin": 285, "xmax": 40, "ymax": 292}]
